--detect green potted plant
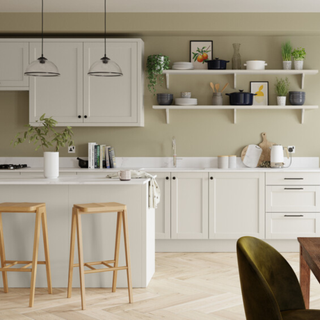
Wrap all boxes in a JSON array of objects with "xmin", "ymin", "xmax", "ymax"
[
  {"xmin": 281, "ymin": 41, "xmax": 292, "ymax": 70},
  {"xmin": 12, "ymin": 114, "xmax": 74, "ymax": 179},
  {"xmin": 275, "ymin": 77, "xmax": 290, "ymax": 106},
  {"xmin": 291, "ymin": 47, "xmax": 306, "ymax": 70},
  {"xmin": 147, "ymin": 54, "xmax": 170, "ymax": 94}
]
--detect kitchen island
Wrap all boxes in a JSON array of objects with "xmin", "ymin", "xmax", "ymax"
[{"xmin": 0, "ymin": 177, "xmax": 154, "ymax": 289}]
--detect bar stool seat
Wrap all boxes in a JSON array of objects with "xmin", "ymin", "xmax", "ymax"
[
  {"xmin": 0, "ymin": 202, "xmax": 52, "ymax": 307},
  {"xmin": 67, "ymin": 202, "xmax": 133, "ymax": 310}
]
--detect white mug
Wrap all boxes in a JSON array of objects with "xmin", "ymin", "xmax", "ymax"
[{"xmin": 120, "ymin": 170, "xmax": 131, "ymax": 181}]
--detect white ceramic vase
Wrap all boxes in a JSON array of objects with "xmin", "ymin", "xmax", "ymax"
[
  {"xmin": 277, "ymin": 96, "xmax": 286, "ymax": 106},
  {"xmin": 294, "ymin": 60, "xmax": 304, "ymax": 70},
  {"xmin": 44, "ymin": 151, "xmax": 59, "ymax": 179},
  {"xmin": 282, "ymin": 61, "xmax": 292, "ymax": 70}
]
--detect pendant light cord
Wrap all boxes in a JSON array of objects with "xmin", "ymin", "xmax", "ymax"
[
  {"xmin": 104, "ymin": 0, "xmax": 106, "ymax": 58},
  {"xmin": 41, "ymin": 0, "xmax": 44, "ymax": 58}
]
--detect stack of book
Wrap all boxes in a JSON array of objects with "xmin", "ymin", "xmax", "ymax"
[{"xmin": 88, "ymin": 143, "xmax": 117, "ymax": 169}]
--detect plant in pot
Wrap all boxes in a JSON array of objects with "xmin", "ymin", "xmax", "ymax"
[
  {"xmin": 12, "ymin": 114, "xmax": 74, "ymax": 179},
  {"xmin": 146, "ymin": 54, "xmax": 170, "ymax": 95},
  {"xmin": 291, "ymin": 47, "xmax": 306, "ymax": 70},
  {"xmin": 275, "ymin": 77, "xmax": 290, "ymax": 106},
  {"xmin": 281, "ymin": 41, "xmax": 292, "ymax": 70}
]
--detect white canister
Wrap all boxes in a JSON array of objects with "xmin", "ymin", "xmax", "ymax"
[
  {"xmin": 229, "ymin": 155, "xmax": 237, "ymax": 169},
  {"xmin": 120, "ymin": 170, "xmax": 131, "ymax": 181},
  {"xmin": 44, "ymin": 151, "xmax": 59, "ymax": 179},
  {"xmin": 218, "ymin": 156, "xmax": 229, "ymax": 169}
]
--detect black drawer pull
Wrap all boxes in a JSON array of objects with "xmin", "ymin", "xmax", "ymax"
[
  {"xmin": 173, "ymin": 177, "xmax": 176, "ymax": 180},
  {"xmin": 284, "ymin": 215, "xmax": 304, "ymax": 217},
  {"xmin": 284, "ymin": 178, "xmax": 304, "ymax": 180},
  {"xmin": 166, "ymin": 177, "xmax": 169, "ymax": 180},
  {"xmin": 284, "ymin": 188, "xmax": 304, "ymax": 190}
]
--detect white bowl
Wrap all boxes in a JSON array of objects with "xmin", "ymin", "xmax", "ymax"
[
  {"xmin": 172, "ymin": 66, "xmax": 194, "ymax": 70},
  {"xmin": 244, "ymin": 60, "xmax": 268, "ymax": 70},
  {"xmin": 175, "ymin": 98, "xmax": 197, "ymax": 106}
]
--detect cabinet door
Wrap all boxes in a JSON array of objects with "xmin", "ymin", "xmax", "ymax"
[
  {"xmin": 83, "ymin": 40, "xmax": 144, "ymax": 126},
  {"xmin": 0, "ymin": 42, "xmax": 29, "ymax": 89},
  {"xmin": 149, "ymin": 172, "xmax": 171, "ymax": 239},
  {"xmin": 209, "ymin": 173, "xmax": 264, "ymax": 239},
  {"xmin": 171, "ymin": 173, "xmax": 208, "ymax": 239},
  {"xmin": 29, "ymin": 42, "xmax": 83, "ymax": 125}
]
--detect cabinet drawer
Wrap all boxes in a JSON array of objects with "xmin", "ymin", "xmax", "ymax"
[
  {"xmin": 266, "ymin": 186, "xmax": 320, "ymax": 212},
  {"xmin": 266, "ymin": 212, "xmax": 319, "ymax": 239},
  {"xmin": 266, "ymin": 172, "xmax": 320, "ymax": 186}
]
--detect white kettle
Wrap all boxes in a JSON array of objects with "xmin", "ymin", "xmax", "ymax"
[{"xmin": 270, "ymin": 145, "xmax": 289, "ymax": 168}]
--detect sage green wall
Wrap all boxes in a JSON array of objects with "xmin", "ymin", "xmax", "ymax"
[{"xmin": 1, "ymin": 13, "xmax": 320, "ymax": 157}]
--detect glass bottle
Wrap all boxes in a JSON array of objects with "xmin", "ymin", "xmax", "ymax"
[{"xmin": 232, "ymin": 43, "xmax": 241, "ymax": 69}]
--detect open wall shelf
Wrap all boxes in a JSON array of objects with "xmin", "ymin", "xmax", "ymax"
[
  {"xmin": 152, "ymin": 105, "xmax": 319, "ymax": 124},
  {"xmin": 163, "ymin": 69, "xmax": 318, "ymax": 89}
]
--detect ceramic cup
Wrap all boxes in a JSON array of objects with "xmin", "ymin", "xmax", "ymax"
[
  {"xmin": 120, "ymin": 170, "xmax": 131, "ymax": 181},
  {"xmin": 181, "ymin": 92, "xmax": 191, "ymax": 98},
  {"xmin": 218, "ymin": 156, "xmax": 229, "ymax": 169},
  {"xmin": 229, "ymin": 155, "xmax": 237, "ymax": 169}
]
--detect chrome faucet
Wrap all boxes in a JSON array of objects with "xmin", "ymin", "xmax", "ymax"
[{"xmin": 172, "ymin": 136, "xmax": 177, "ymax": 168}]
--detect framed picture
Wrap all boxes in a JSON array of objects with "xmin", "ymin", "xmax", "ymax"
[
  {"xmin": 190, "ymin": 40, "xmax": 213, "ymax": 69},
  {"xmin": 250, "ymin": 81, "xmax": 269, "ymax": 105}
]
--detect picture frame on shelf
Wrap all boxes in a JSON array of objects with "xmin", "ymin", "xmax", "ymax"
[
  {"xmin": 250, "ymin": 81, "xmax": 269, "ymax": 105},
  {"xmin": 190, "ymin": 40, "xmax": 213, "ymax": 70}
]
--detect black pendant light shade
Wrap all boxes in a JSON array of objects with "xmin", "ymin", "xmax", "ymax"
[
  {"xmin": 25, "ymin": 0, "xmax": 60, "ymax": 77},
  {"xmin": 88, "ymin": 0, "xmax": 123, "ymax": 77}
]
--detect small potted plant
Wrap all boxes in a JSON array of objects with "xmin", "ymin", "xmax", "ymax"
[
  {"xmin": 12, "ymin": 114, "xmax": 74, "ymax": 179},
  {"xmin": 147, "ymin": 54, "xmax": 170, "ymax": 95},
  {"xmin": 291, "ymin": 47, "xmax": 306, "ymax": 70},
  {"xmin": 275, "ymin": 77, "xmax": 290, "ymax": 106},
  {"xmin": 281, "ymin": 41, "xmax": 292, "ymax": 70}
]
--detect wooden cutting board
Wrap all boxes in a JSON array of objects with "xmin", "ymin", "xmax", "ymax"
[
  {"xmin": 258, "ymin": 132, "xmax": 275, "ymax": 166},
  {"xmin": 241, "ymin": 144, "xmax": 262, "ymax": 168}
]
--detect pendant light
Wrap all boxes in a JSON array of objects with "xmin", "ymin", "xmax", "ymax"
[
  {"xmin": 25, "ymin": 0, "xmax": 60, "ymax": 77},
  {"xmin": 88, "ymin": 0, "xmax": 123, "ymax": 77}
]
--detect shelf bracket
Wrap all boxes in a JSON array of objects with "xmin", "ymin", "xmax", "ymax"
[
  {"xmin": 233, "ymin": 73, "xmax": 237, "ymax": 89},
  {"xmin": 165, "ymin": 109, "xmax": 170, "ymax": 124},
  {"xmin": 166, "ymin": 73, "xmax": 169, "ymax": 89},
  {"xmin": 234, "ymin": 109, "xmax": 237, "ymax": 124},
  {"xmin": 301, "ymin": 73, "xmax": 305, "ymax": 89},
  {"xmin": 301, "ymin": 109, "xmax": 305, "ymax": 124}
]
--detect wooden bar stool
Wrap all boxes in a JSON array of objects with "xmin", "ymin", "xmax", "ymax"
[
  {"xmin": 67, "ymin": 202, "xmax": 133, "ymax": 310},
  {"xmin": 0, "ymin": 202, "xmax": 52, "ymax": 307}
]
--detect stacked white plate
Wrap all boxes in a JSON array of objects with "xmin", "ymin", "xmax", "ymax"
[
  {"xmin": 172, "ymin": 62, "xmax": 194, "ymax": 70},
  {"xmin": 175, "ymin": 98, "xmax": 197, "ymax": 106}
]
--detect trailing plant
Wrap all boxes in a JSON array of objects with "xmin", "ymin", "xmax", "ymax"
[
  {"xmin": 281, "ymin": 41, "xmax": 292, "ymax": 61},
  {"xmin": 147, "ymin": 54, "xmax": 170, "ymax": 94},
  {"xmin": 275, "ymin": 77, "xmax": 290, "ymax": 96},
  {"xmin": 291, "ymin": 47, "xmax": 306, "ymax": 61},
  {"xmin": 12, "ymin": 114, "xmax": 74, "ymax": 152}
]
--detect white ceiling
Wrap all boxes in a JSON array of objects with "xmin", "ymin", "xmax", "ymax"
[{"xmin": 1, "ymin": 0, "xmax": 320, "ymax": 13}]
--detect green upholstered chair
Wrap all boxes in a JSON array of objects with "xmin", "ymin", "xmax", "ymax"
[{"xmin": 237, "ymin": 236, "xmax": 320, "ymax": 320}]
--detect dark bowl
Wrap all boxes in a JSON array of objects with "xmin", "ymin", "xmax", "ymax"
[
  {"xmin": 157, "ymin": 93, "xmax": 173, "ymax": 105},
  {"xmin": 289, "ymin": 91, "xmax": 305, "ymax": 105}
]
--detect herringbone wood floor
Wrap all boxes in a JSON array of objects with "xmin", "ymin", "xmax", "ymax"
[{"xmin": 1, "ymin": 253, "xmax": 320, "ymax": 319}]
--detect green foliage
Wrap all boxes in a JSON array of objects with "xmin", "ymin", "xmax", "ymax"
[
  {"xmin": 291, "ymin": 47, "xmax": 306, "ymax": 61},
  {"xmin": 275, "ymin": 77, "xmax": 290, "ymax": 96},
  {"xmin": 281, "ymin": 41, "xmax": 292, "ymax": 61},
  {"xmin": 146, "ymin": 54, "xmax": 170, "ymax": 94},
  {"xmin": 12, "ymin": 114, "xmax": 74, "ymax": 152}
]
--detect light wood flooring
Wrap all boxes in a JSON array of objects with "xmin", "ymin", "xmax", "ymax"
[{"xmin": 1, "ymin": 252, "xmax": 320, "ymax": 319}]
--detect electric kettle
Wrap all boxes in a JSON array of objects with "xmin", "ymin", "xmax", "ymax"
[{"xmin": 270, "ymin": 145, "xmax": 289, "ymax": 168}]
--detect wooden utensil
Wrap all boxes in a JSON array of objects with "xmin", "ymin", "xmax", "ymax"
[
  {"xmin": 210, "ymin": 82, "xmax": 215, "ymax": 92},
  {"xmin": 258, "ymin": 132, "xmax": 275, "ymax": 166},
  {"xmin": 215, "ymin": 83, "xmax": 220, "ymax": 92},
  {"xmin": 220, "ymin": 83, "xmax": 229, "ymax": 93}
]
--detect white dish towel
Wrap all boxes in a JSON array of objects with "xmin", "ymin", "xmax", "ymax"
[{"xmin": 105, "ymin": 170, "xmax": 161, "ymax": 209}]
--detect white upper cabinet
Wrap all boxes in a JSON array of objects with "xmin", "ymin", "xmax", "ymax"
[
  {"xmin": 84, "ymin": 40, "xmax": 144, "ymax": 126},
  {"xmin": 0, "ymin": 41, "xmax": 29, "ymax": 89},
  {"xmin": 29, "ymin": 41, "xmax": 83, "ymax": 125}
]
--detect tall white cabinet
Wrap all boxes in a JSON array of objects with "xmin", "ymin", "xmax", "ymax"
[{"xmin": 209, "ymin": 172, "xmax": 264, "ymax": 239}]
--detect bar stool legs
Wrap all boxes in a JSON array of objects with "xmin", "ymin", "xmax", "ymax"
[
  {"xmin": 67, "ymin": 207, "xmax": 77, "ymax": 299},
  {"xmin": 112, "ymin": 211, "xmax": 122, "ymax": 293},
  {"xmin": 123, "ymin": 209, "xmax": 133, "ymax": 303},
  {"xmin": 0, "ymin": 213, "xmax": 8, "ymax": 293}
]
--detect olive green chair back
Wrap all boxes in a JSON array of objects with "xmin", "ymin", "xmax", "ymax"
[{"xmin": 237, "ymin": 236, "xmax": 305, "ymax": 320}]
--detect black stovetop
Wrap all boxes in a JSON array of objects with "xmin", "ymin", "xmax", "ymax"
[{"xmin": 0, "ymin": 164, "xmax": 28, "ymax": 170}]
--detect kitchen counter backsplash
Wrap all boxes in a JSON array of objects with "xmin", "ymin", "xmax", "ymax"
[{"xmin": 0, "ymin": 157, "xmax": 318, "ymax": 169}]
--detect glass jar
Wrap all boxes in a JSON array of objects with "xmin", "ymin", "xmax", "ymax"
[{"xmin": 232, "ymin": 43, "xmax": 242, "ymax": 70}]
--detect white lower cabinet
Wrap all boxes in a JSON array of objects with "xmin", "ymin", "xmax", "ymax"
[
  {"xmin": 209, "ymin": 172, "xmax": 265, "ymax": 239},
  {"xmin": 171, "ymin": 172, "xmax": 209, "ymax": 239}
]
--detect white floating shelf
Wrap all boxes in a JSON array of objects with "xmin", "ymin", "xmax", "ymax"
[
  {"xmin": 153, "ymin": 105, "xmax": 319, "ymax": 124},
  {"xmin": 163, "ymin": 69, "xmax": 318, "ymax": 89}
]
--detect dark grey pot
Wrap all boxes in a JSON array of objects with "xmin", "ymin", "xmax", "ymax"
[
  {"xmin": 157, "ymin": 93, "xmax": 173, "ymax": 105},
  {"xmin": 289, "ymin": 91, "xmax": 305, "ymax": 105}
]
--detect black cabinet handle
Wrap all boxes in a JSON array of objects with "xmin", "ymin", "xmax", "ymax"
[
  {"xmin": 284, "ymin": 214, "xmax": 304, "ymax": 217},
  {"xmin": 284, "ymin": 178, "xmax": 304, "ymax": 180},
  {"xmin": 173, "ymin": 177, "xmax": 176, "ymax": 180},
  {"xmin": 210, "ymin": 177, "xmax": 213, "ymax": 180},
  {"xmin": 166, "ymin": 177, "xmax": 169, "ymax": 180},
  {"xmin": 78, "ymin": 115, "xmax": 81, "ymax": 118},
  {"xmin": 84, "ymin": 115, "xmax": 87, "ymax": 118},
  {"xmin": 284, "ymin": 188, "xmax": 304, "ymax": 190}
]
